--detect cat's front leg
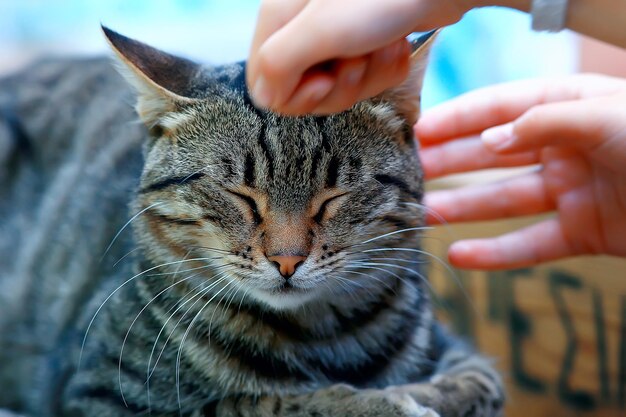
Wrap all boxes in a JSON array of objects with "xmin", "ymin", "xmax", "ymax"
[
  {"xmin": 390, "ymin": 350, "xmax": 505, "ymax": 417},
  {"xmin": 212, "ymin": 385, "xmax": 440, "ymax": 417}
]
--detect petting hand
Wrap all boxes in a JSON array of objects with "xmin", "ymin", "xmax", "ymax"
[
  {"xmin": 416, "ymin": 74, "xmax": 626, "ymax": 270},
  {"xmin": 246, "ymin": 0, "xmax": 468, "ymax": 115}
]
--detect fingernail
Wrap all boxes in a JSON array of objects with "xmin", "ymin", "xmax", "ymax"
[
  {"xmin": 345, "ymin": 64, "xmax": 366, "ymax": 86},
  {"xmin": 422, "ymin": 191, "xmax": 444, "ymax": 207},
  {"xmin": 252, "ymin": 76, "xmax": 273, "ymax": 108},
  {"xmin": 481, "ymin": 123, "xmax": 515, "ymax": 149},
  {"xmin": 449, "ymin": 241, "xmax": 472, "ymax": 257},
  {"xmin": 310, "ymin": 78, "xmax": 334, "ymax": 102}
]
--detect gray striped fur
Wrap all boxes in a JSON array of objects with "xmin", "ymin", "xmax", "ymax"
[{"xmin": 0, "ymin": 29, "xmax": 504, "ymax": 417}]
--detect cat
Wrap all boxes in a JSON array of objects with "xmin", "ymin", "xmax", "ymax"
[{"xmin": 0, "ymin": 26, "xmax": 504, "ymax": 417}]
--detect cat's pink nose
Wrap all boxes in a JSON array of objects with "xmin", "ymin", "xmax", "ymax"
[{"xmin": 267, "ymin": 255, "xmax": 307, "ymax": 278}]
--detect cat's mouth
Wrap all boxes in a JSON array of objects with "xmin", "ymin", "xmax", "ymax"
[{"xmin": 272, "ymin": 281, "xmax": 306, "ymax": 295}]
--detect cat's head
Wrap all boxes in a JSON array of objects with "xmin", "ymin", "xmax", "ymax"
[{"xmin": 104, "ymin": 27, "xmax": 437, "ymax": 310}]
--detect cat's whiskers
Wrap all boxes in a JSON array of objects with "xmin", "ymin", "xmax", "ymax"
[
  {"xmin": 144, "ymin": 277, "xmax": 208, "ymax": 413},
  {"xmin": 326, "ymin": 273, "xmax": 354, "ymax": 294},
  {"xmin": 399, "ymin": 201, "xmax": 466, "ymax": 246},
  {"xmin": 327, "ymin": 272, "xmax": 376, "ymax": 302},
  {"xmin": 343, "ymin": 253, "xmax": 461, "ymax": 316},
  {"xmin": 207, "ymin": 273, "xmax": 242, "ymax": 345},
  {"xmin": 356, "ymin": 226, "xmax": 434, "ymax": 246},
  {"xmin": 112, "ymin": 247, "xmax": 142, "ymax": 268},
  {"xmin": 189, "ymin": 245, "xmax": 231, "ymax": 255},
  {"xmin": 223, "ymin": 281, "xmax": 244, "ymax": 315},
  {"xmin": 401, "ymin": 201, "xmax": 449, "ymax": 226},
  {"xmin": 361, "ymin": 247, "xmax": 455, "ymax": 282},
  {"xmin": 344, "ymin": 262, "xmax": 414, "ymax": 289},
  {"xmin": 340, "ymin": 269, "xmax": 398, "ymax": 294},
  {"xmin": 146, "ymin": 270, "xmax": 233, "ymax": 410},
  {"xmin": 79, "ymin": 256, "xmax": 216, "ymax": 369},
  {"xmin": 175, "ymin": 276, "xmax": 237, "ymax": 413},
  {"xmin": 99, "ymin": 201, "xmax": 164, "ymax": 264},
  {"xmin": 173, "ymin": 249, "xmax": 194, "ymax": 281},
  {"xmin": 118, "ymin": 270, "xmax": 205, "ymax": 407},
  {"xmin": 181, "ymin": 159, "xmax": 239, "ymax": 185},
  {"xmin": 336, "ymin": 219, "xmax": 468, "ymax": 306},
  {"xmin": 346, "ymin": 249, "xmax": 433, "ymax": 292},
  {"xmin": 320, "ymin": 280, "xmax": 340, "ymax": 301},
  {"xmin": 368, "ymin": 256, "xmax": 426, "ymax": 265},
  {"xmin": 347, "ymin": 260, "xmax": 434, "ymax": 294},
  {"xmin": 207, "ymin": 268, "xmax": 250, "ymax": 351},
  {"xmin": 357, "ymin": 246, "xmax": 476, "ymax": 313},
  {"xmin": 181, "ymin": 164, "xmax": 213, "ymax": 183},
  {"xmin": 146, "ymin": 267, "xmax": 234, "ymax": 381},
  {"xmin": 237, "ymin": 286, "xmax": 254, "ymax": 315},
  {"xmin": 321, "ymin": 249, "xmax": 425, "ymax": 296},
  {"xmin": 144, "ymin": 259, "xmax": 225, "ymax": 278},
  {"xmin": 351, "ymin": 261, "xmax": 424, "ymax": 278}
]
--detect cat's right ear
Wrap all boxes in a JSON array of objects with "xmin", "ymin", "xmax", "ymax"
[{"xmin": 102, "ymin": 26, "xmax": 201, "ymax": 130}]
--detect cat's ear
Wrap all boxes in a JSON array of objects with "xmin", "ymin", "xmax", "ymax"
[
  {"xmin": 378, "ymin": 30, "xmax": 440, "ymax": 126},
  {"xmin": 102, "ymin": 26, "xmax": 201, "ymax": 129}
]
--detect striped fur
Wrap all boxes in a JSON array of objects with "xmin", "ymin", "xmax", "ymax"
[{"xmin": 0, "ymin": 29, "xmax": 504, "ymax": 417}]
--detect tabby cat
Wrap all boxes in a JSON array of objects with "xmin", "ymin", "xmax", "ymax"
[{"xmin": 0, "ymin": 27, "xmax": 504, "ymax": 417}]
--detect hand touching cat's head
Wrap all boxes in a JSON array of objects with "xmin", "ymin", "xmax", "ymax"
[{"xmin": 104, "ymin": 27, "xmax": 437, "ymax": 310}]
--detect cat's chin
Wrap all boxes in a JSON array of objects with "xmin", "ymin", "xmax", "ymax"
[{"xmin": 249, "ymin": 286, "xmax": 320, "ymax": 311}]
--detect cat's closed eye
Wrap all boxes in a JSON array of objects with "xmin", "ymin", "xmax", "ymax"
[
  {"xmin": 312, "ymin": 192, "xmax": 349, "ymax": 223},
  {"xmin": 226, "ymin": 189, "xmax": 262, "ymax": 224}
]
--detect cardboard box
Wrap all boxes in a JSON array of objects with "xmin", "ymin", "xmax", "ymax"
[{"xmin": 425, "ymin": 175, "xmax": 626, "ymax": 417}]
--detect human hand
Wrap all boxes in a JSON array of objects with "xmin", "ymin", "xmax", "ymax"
[
  {"xmin": 246, "ymin": 0, "xmax": 470, "ymax": 115},
  {"xmin": 416, "ymin": 74, "xmax": 626, "ymax": 270}
]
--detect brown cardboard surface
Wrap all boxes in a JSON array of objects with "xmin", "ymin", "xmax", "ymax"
[{"xmin": 425, "ymin": 204, "xmax": 626, "ymax": 416}]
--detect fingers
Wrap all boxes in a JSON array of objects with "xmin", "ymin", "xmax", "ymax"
[
  {"xmin": 276, "ymin": 41, "xmax": 411, "ymax": 115},
  {"xmin": 419, "ymin": 135, "xmax": 539, "ymax": 179},
  {"xmin": 447, "ymin": 218, "xmax": 574, "ymax": 270},
  {"xmin": 280, "ymin": 74, "xmax": 336, "ymax": 115},
  {"xmin": 482, "ymin": 99, "xmax": 607, "ymax": 152},
  {"xmin": 481, "ymin": 94, "xmax": 626, "ymax": 167},
  {"xmin": 247, "ymin": 0, "xmax": 310, "ymax": 106},
  {"xmin": 247, "ymin": 0, "xmax": 431, "ymax": 114},
  {"xmin": 308, "ymin": 57, "xmax": 368, "ymax": 115},
  {"xmin": 479, "ymin": 93, "xmax": 626, "ymax": 178},
  {"xmin": 354, "ymin": 39, "xmax": 412, "ymax": 103},
  {"xmin": 416, "ymin": 74, "xmax": 626, "ymax": 144},
  {"xmin": 424, "ymin": 170, "xmax": 554, "ymax": 224},
  {"xmin": 312, "ymin": 40, "xmax": 411, "ymax": 115}
]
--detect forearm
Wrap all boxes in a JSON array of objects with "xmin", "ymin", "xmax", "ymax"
[
  {"xmin": 463, "ymin": 0, "xmax": 626, "ymax": 48},
  {"xmin": 566, "ymin": 0, "xmax": 626, "ymax": 47}
]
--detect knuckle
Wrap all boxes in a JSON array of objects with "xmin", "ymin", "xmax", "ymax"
[
  {"xmin": 518, "ymin": 106, "xmax": 545, "ymax": 131},
  {"xmin": 256, "ymin": 44, "xmax": 282, "ymax": 77}
]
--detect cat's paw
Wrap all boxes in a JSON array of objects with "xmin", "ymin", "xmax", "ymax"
[
  {"xmin": 431, "ymin": 372, "xmax": 504, "ymax": 417},
  {"xmin": 303, "ymin": 384, "xmax": 440, "ymax": 417},
  {"xmin": 353, "ymin": 390, "xmax": 440, "ymax": 417},
  {"xmin": 215, "ymin": 385, "xmax": 441, "ymax": 417}
]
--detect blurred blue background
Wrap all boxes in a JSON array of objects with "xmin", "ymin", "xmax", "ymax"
[{"xmin": 0, "ymin": 0, "xmax": 578, "ymax": 108}]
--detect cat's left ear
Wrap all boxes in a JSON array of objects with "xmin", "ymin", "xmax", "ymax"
[
  {"xmin": 102, "ymin": 26, "xmax": 201, "ymax": 130},
  {"xmin": 378, "ymin": 30, "xmax": 440, "ymax": 126}
]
